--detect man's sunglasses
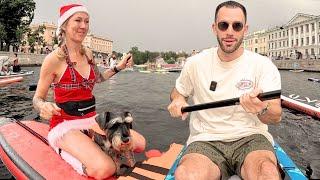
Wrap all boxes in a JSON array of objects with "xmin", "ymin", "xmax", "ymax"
[{"xmin": 217, "ymin": 21, "xmax": 244, "ymax": 32}]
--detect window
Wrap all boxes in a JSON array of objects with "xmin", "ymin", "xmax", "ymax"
[
  {"xmin": 287, "ymin": 30, "xmax": 289, "ymax": 36},
  {"xmin": 291, "ymin": 40, "xmax": 294, "ymax": 46},
  {"xmin": 312, "ymin": 36, "xmax": 315, "ymax": 44},
  {"xmin": 295, "ymin": 27, "xmax": 298, "ymax": 34},
  {"xmin": 275, "ymin": 33, "xmax": 277, "ymax": 38},
  {"xmin": 301, "ymin": 26, "xmax": 303, "ymax": 33},
  {"xmin": 311, "ymin": 23, "xmax": 315, "ymax": 31},
  {"xmin": 311, "ymin": 48, "xmax": 314, "ymax": 55},
  {"xmin": 279, "ymin": 32, "xmax": 281, "ymax": 38},
  {"xmin": 296, "ymin": 39, "xmax": 298, "ymax": 46},
  {"xmin": 255, "ymin": 39, "xmax": 258, "ymax": 43},
  {"xmin": 283, "ymin": 31, "xmax": 285, "ymax": 37},
  {"xmin": 301, "ymin": 38, "xmax": 304, "ymax": 46},
  {"xmin": 306, "ymin": 24, "xmax": 309, "ymax": 32},
  {"xmin": 306, "ymin": 37, "xmax": 309, "ymax": 45}
]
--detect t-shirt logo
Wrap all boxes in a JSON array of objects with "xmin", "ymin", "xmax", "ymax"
[{"xmin": 236, "ymin": 79, "xmax": 253, "ymax": 90}]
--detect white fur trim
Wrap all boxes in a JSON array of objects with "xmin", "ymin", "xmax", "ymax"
[
  {"xmin": 56, "ymin": 6, "xmax": 89, "ymax": 36},
  {"xmin": 47, "ymin": 115, "xmax": 97, "ymax": 148}
]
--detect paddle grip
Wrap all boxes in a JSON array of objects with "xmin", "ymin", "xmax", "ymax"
[{"xmin": 181, "ymin": 90, "xmax": 281, "ymax": 113}]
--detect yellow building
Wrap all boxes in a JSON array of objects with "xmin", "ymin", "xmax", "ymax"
[
  {"xmin": 21, "ymin": 22, "xmax": 113, "ymax": 56},
  {"xmin": 83, "ymin": 33, "xmax": 113, "ymax": 58},
  {"xmin": 244, "ymin": 30, "xmax": 268, "ymax": 55}
]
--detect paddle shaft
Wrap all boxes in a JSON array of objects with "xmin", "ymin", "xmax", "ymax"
[
  {"xmin": 181, "ymin": 90, "xmax": 281, "ymax": 113},
  {"xmin": 12, "ymin": 119, "xmax": 49, "ymax": 145}
]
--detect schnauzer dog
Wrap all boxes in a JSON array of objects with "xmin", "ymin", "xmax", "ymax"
[{"xmin": 94, "ymin": 111, "xmax": 135, "ymax": 175}]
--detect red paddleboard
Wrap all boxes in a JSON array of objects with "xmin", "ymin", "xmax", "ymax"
[
  {"xmin": 0, "ymin": 118, "xmax": 182, "ymax": 180},
  {"xmin": 0, "ymin": 77, "xmax": 23, "ymax": 87}
]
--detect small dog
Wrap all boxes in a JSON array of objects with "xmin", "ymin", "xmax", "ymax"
[{"xmin": 94, "ymin": 111, "xmax": 135, "ymax": 175}]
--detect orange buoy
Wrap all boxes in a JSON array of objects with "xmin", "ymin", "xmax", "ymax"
[{"xmin": 145, "ymin": 149, "xmax": 162, "ymax": 158}]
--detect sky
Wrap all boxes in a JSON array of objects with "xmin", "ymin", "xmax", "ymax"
[{"xmin": 32, "ymin": 0, "xmax": 320, "ymax": 53}]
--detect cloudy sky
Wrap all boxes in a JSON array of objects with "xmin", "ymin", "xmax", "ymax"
[{"xmin": 33, "ymin": 0, "xmax": 320, "ymax": 53}]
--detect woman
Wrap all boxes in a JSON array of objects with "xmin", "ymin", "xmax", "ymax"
[{"xmin": 33, "ymin": 4, "xmax": 145, "ymax": 179}]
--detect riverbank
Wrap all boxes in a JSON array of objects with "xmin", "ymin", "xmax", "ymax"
[{"xmin": 1, "ymin": 51, "xmax": 320, "ymax": 72}]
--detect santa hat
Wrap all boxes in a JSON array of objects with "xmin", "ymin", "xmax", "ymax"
[{"xmin": 56, "ymin": 4, "xmax": 89, "ymax": 36}]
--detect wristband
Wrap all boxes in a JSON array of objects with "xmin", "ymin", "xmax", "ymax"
[
  {"xmin": 113, "ymin": 66, "xmax": 120, "ymax": 73},
  {"xmin": 257, "ymin": 103, "xmax": 269, "ymax": 116}
]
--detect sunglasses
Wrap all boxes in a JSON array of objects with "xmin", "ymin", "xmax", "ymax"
[{"xmin": 217, "ymin": 21, "xmax": 244, "ymax": 32}]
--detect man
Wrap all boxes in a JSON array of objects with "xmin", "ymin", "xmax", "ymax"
[
  {"xmin": 12, "ymin": 53, "xmax": 21, "ymax": 72},
  {"xmin": 167, "ymin": 1, "xmax": 282, "ymax": 180},
  {"xmin": 109, "ymin": 54, "xmax": 117, "ymax": 69}
]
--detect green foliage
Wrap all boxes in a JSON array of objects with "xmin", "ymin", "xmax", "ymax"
[
  {"xmin": 162, "ymin": 51, "xmax": 178, "ymax": 63},
  {"xmin": 27, "ymin": 25, "xmax": 45, "ymax": 53},
  {"xmin": 0, "ymin": 0, "xmax": 36, "ymax": 49}
]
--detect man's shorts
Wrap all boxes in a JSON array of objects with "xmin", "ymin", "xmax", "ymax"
[{"xmin": 184, "ymin": 134, "xmax": 274, "ymax": 180}]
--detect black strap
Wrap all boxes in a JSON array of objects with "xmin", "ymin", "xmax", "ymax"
[
  {"xmin": 128, "ymin": 172, "xmax": 154, "ymax": 180},
  {"xmin": 134, "ymin": 162, "xmax": 169, "ymax": 175},
  {"xmin": 121, "ymin": 161, "xmax": 169, "ymax": 179}
]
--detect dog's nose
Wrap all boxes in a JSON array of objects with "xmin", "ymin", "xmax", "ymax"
[{"xmin": 121, "ymin": 136, "xmax": 129, "ymax": 143}]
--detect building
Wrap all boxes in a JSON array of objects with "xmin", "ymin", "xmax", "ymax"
[
  {"xmin": 20, "ymin": 22, "xmax": 113, "ymax": 56},
  {"xmin": 244, "ymin": 30, "xmax": 268, "ymax": 55},
  {"xmin": 30, "ymin": 22, "xmax": 57, "ymax": 48},
  {"xmin": 244, "ymin": 13, "xmax": 320, "ymax": 60},
  {"xmin": 83, "ymin": 33, "xmax": 113, "ymax": 58}
]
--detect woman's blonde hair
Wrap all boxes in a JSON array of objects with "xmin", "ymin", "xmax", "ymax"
[{"xmin": 56, "ymin": 21, "xmax": 86, "ymax": 59}]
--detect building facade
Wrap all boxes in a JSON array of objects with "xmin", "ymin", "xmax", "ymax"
[
  {"xmin": 83, "ymin": 33, "xmax": 113, "ymax": 58},
  {"xmin": 244, "ymin": 30, "xmax": 268, "ymax": 55},
  {"xmin": 244, "ymin": 13, "xmax": 320, "ymax": 60},
  {"xmin": 20, "ymin": 22, "xmax": 113, "ymax": 56}
]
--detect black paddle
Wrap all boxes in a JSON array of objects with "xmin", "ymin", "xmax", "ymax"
[{"xmin": 181, "ymin": 90, "xmax": 281, "ymax": 113}]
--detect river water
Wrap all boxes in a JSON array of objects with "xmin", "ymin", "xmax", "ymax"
[{"xmin": 0, "ymin": 67, "xmax": 319, "ymax": 179}]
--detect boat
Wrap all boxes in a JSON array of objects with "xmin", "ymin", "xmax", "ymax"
[
  {"xmin": 0, "ymin": 117, "xmax": 307, "ymax": 179},
  {"xmin": 308, "ymin": 78, "xmax": 320, "ymax": 83},
  {"xmin": 281, "ymin": 95, "xmax": 320, "ymax": 119},
  {"xmin": 0, "ymin": 70, "xmax": 34, "ymax": 79},
  {"xmin": 289, "ymin": 69, "xmax": 304, "ymax": 73},
  {"xmin": 164, "ymin": 67, "xmax": 182, "ymax": 73},
  {"xmin": 0, "ymin": 77, "xmax": 23, "ymax": 87}
]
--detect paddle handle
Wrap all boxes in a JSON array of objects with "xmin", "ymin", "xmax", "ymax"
[{"xmin": 181, "ymin": 90, "xmax": 281, "ymax": 113}]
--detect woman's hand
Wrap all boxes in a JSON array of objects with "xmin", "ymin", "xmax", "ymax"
[
  {"xmin": 39, "ymin": 102, "xmax": 61, "ymax": 120},
  {"xmin": 116, "ymin": 53, "xmax": 133, "ymax": 70}
]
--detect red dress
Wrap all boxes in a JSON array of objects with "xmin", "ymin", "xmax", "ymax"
[{"xmin": 50, "ymin": 55, "xmax": 96, "ymax": 129}]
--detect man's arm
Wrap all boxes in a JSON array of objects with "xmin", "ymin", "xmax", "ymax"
[
  {"xmin": 240, "ymin": 89, "xmax": 282, "ymax": 125},
  {"xmin": 170, "ymin": 87, "xmax": 188, "ymax": 102},
  {"xmin": 168, "ymin": 88, "xmax": 189, "ymax": 120},
  {"xmin": 256, "ymin": 99, "xmax": 282, "ymax": 124}
]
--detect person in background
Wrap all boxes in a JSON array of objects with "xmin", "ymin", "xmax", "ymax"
[
  {"xmin": 109, "ymin": 54, "xmax": 117, "ymax": 69},
  {"xmin": 32, "ymin": 4, "xmax": 145, "ymax": 179},
  {"xmin": 12, "ymin": 53, "xmax": 21, "ymax": 72},
  {"xmin": 167, "ymin": 1, "xmax": 281, "ymax": 180}
]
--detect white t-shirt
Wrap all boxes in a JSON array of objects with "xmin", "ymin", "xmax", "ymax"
[{"xmin": 176, "ymin": 47, "xmax": 281, "ymax": 145}]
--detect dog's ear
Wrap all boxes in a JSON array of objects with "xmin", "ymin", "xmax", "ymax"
[
  {"xmin": 124, "ymin": 111, "xmax": 133, "ymax": 129},
  {"xmin": 95, "ymin": 111, "xmax": 111, "ymax": 130}
]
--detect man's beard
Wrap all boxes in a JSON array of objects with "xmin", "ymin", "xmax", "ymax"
[{"xmin": 217, "ymin": 36, "xmax": 243, "ymax": 54}]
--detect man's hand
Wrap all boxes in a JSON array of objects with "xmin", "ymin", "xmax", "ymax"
[
  {"xmin": 239, "ymin": 88, "xmax": 268, "ymax": 114},
  {"xmin": 168, "ymin": 98, "xmax": 189, "ymax": 120}
]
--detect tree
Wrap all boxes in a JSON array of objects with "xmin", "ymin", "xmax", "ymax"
[
  {"xmin": 27, "ymin": 25, "xmax": 45, "ymax": 53},
  {"xmin": 0, "ymin": 0, "xmax": 36, "ymax": 50}
]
